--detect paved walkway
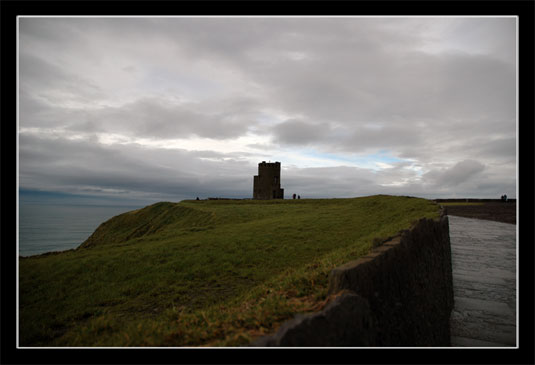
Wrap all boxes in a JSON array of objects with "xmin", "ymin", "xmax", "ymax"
[{"xmin": 448, "ymin": 215, "xmax": 517, "ymax": 347}]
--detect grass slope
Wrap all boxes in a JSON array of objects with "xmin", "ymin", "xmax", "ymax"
[{"xmin": 19, "ymin": 195, "xmax": 440, "ymax": 347}]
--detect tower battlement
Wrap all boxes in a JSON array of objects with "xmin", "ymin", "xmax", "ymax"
[{"xmin": 253, "ymin": 161, "xmax": 284, "ymax": 200}]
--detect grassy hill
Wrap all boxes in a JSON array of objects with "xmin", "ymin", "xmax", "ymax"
[{"xmin": 19, "ymin": 195, "xmax": 440, "ymax": 347}]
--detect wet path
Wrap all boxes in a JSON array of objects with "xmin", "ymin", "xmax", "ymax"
[{"xmin": 448, "ymin": 215, "xmax": 517, "ymax": 347}]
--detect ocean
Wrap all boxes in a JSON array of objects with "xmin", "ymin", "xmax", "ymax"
[{"xmin": 18, "ymin": 203, "xmax": 143, "ymax": 257}]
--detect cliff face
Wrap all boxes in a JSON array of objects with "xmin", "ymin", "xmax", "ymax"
[{"xmin": 252, "ymin": 212, "xmax": 454, "ymax": 347}]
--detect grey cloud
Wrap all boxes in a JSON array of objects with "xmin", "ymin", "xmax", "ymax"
[
  {"xmin": 442, "ymin": 160, "xmax": 486, "ymax": 186},
  {"xmin": 272, "ymin": 119, "xmax": 331, "ymax": 146},
  {"xmin": 261, "ymin": 50, "xmax": 514, "ymax": 125},
  {"xmin": 340, "ymin": 124, "xmax": 423, "ymax": 153},
  {"xmin": 104, "ymin": 97, "xmax": 256, "ymax": 139},
  {"xmin": 19, "ymin": 133, "xmax": 257, "ymax": 201},
  {"xmin": 282, "ymin": 166, "xmax": 377, "ymax": 198},
  {"xmin": 19, "ymin": 53, "xmax": 102, "ymax": 105},
  {"xmin": 20, "ymin": 17, "xmax": 516, "ymax": 132},
  {"xmin": 423, "ymin": 160, "xmax": 485, "ymax": 187},
  {"xmin": 463, "ymin": 137, "xmax": 516, "ymax": 162},
  {"xmin": 231, "ymin": 43, "xmax": 515, "ymax": 162},
  {"xmin": 432, "ymin": 17, "xmax": 516, "ymax": 65},
  {"xmin": 122, "ymin": 65, "xmax": 137, "ymax": 73},
  {"xmin": 22, "ymin": 95, "xmax": 258, "ymax": 140},
  {"xmin": 18, "ymin": 17, "xmax": 517, "ymax": 200},
  {"xmin": 19, "ymin": 131, "xmax": 514, "ymax": 202},
  {"xmin": 437, "ymin": 54, "xmax": 515, "ymax": 121},
  {"xmin": 282, "ymin": 162, "xmax": 506, "ymax": 200}
]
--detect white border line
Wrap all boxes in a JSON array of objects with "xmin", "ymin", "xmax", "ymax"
[
  {"xmin": 16, "ymin": 15, "xmax": 21, "ymax": 350},
  {"xmin": 16, "ymin": 15, "xmax": 519, "ymax": 350},
  {"xmin": 515, "ymin": 14, "xmax": 519, "ymax": 349},
  {"xmin": 17, "ymin": 15, "xmax": 518, "ymax": 18}
]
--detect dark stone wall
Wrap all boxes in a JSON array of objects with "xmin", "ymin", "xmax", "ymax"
[
  {"xmin": 434, "ymin": 198, "xmax": 516, "ymax": 203},
  {"xmin": 253, "ymin": 290, "xmax": 375, "ymax": 347},
  {"xmin": 251, "ymin": 212, "xmax": 453, "ymax": 347}
]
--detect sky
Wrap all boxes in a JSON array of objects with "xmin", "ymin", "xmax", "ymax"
[{"xmin": 18, "ymin": 16, "xmax": 517, "ymax": 204}]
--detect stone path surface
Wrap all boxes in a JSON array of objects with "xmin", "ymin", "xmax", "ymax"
[{"xmin": 448, "ymin": 215, "xmax": 517, "ymax": 347}]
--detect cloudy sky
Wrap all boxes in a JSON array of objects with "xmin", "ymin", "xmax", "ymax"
[{"xmin": 18, "ymin": 16, "xmax": 517, "ymax": 204}]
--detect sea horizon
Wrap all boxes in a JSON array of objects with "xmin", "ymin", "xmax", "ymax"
[{"xmin": 18, "ymin": 201, "xmax": 145, "ymax": 257}]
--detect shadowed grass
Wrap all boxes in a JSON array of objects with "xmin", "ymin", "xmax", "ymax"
[{"xmin": 19, "ymin": 195, "xmax": 440, "ymax": 346}]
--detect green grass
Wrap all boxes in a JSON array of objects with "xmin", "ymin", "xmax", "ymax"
[{"xmin": 19, "ymin": 195, "xmax": 440, "ymax": 347}]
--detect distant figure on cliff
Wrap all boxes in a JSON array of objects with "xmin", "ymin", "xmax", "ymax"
[
  {"xmin": 298, "ymin": 195, "xmax": 301, "ymax": 199},
  {"xmin": 293, "ymin": 193, "xmax": 296, "ymax": 199}
]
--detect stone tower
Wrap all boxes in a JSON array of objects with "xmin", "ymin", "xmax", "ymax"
[{"xmin": 253, "ymin": 161, "xmax": 284, "ymax": 200}]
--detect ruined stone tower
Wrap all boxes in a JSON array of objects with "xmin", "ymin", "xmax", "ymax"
[{"xmin": 253, "ymin": 161, "xmax": 284, "ymax": 200}]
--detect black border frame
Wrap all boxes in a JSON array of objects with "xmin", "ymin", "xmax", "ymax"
[{"xmin": 2, "ymin": 1, "xmax": 534, "ymax": 364}]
